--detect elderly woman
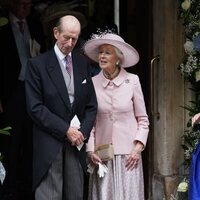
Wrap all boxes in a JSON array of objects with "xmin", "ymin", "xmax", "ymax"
[{"xmin": 84, "ymin": 33, "xmax": 149, "ymax": 200}]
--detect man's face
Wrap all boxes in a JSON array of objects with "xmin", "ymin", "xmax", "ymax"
[
  {"xmin": 53, "ymin": 22, "xmax": 80, "ymax": 55},
  {"xmin": 12, "ymin": 0, "xmax": 32, "ymax": 19}
]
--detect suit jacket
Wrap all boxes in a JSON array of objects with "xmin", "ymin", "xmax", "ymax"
[
  {"xmin": 86, "ymin": 68, "xmax": 149, "ymax": 154},
  {"xmin": 0, "ymin": 13, "xmax": 45, "ymax": 108},
  {"xmin": 25, "ymin": 48, "xmax": 97, "ymax": 189}
]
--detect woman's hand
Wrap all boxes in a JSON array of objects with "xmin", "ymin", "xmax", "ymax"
[
  {"xmin": 88, "ymin": 152, "xmax": 102, "ymax": 165},
  {"xmin": 125, "ymin": 150, "xmax": 141, "ymax": 170},
  {"xmin": 192, "ymin": 113, "xmax": 200, "ymax": 126},
  {"xmin": 125, "ymin": 141, "xmax": 144, "ymax": 171}
]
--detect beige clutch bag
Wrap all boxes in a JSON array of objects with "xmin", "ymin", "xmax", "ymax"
[{"xmin": 95, "ymin": 143, "xmax": 114, "ymax": 161}]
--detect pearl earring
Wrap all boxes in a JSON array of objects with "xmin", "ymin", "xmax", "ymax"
[{"xmin": 116, "ymin": 60, "xmax": 120, "ymax": 65}]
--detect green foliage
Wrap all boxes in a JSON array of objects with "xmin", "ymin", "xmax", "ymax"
[
  {"xmin": 0, "ymin": 126, "xmax": 11, "ymax": 161},
  {"xmin": 178, "ymin": 0, "xmax": 200, "ymax": 37},
  {"xmin": 0, "ymin": 126, "xmax": 11, "ymax": 136},
  {"xmin": 178, "ymin": 0, "xmax": 200, "ymax": 168},
  {"xmin": 182, "ymin": 128, "xmax": 200, "ymax": 167}
]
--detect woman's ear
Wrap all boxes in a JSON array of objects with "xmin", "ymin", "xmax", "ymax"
[{"xmin": 116, "ymin": 60, "xmax": 120, "ymax": 65}]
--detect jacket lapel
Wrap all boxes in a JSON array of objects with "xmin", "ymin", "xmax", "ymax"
[
  {"xmin": 46, "ymin": 49, "xmax": 72, "ymax": 110},
  {"xmin": 72, "ymin": 52, "xmax": 84, "ymax": 109}
]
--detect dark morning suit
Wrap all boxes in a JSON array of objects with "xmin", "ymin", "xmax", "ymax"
[
  {"xmin": 25, "ymin": 48, "xmax": 97, "ymax": 199},
  {"xmin": 0, "ymin": 14, "xmax": 45, "ymax": 108},
  {"xmin": 0, "ymin": 13, "xmax": 45, "ymax": 198}
]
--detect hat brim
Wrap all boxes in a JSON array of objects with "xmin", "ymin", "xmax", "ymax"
[{"xmin": 84, "ymin": 38, "xmax": 139, "ymax": 68}]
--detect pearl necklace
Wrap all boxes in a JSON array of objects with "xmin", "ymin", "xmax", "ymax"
[{"xmin": 103, "ymin": 67, "xmax": 120, "ymax": 80}]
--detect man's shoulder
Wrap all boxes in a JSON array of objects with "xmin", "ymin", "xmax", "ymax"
[{"xmin": 72, "ymin": 50, "xmax": 88, "ymax": 60}]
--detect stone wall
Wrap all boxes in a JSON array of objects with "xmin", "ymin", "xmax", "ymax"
[{"xmin": 152, "ymin": 0, "xmax": 187, "ymax": 199}]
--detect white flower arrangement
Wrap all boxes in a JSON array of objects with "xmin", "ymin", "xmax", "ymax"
[
  {"xmin": 176, "ymin": 1, "xmax": 200, "ymax": 199},
  {"xmin": 184, "ymin": 40, "xmax": 194, "ymax": 54},
  {"xmin": 181, "ymin": 0, "xmax": 191, "ymax": 11},
  {"xmin": 0, "ymin": 127, "xmax": 11, "ymax": 184},
  {"xmin": 0, "ymin": 153, "xmax": 6, "ymax": 184},
  {"xmin": 178, "ymin": 0, "xmax": 200, "ymax": 82},
  {"xmin": 178, "ymin": 0, "xmax": 200, "ymax": 164},
  {"xmin": 177, "ymin": 179, "xmax": 188, "ymax": 193},
  {"xmin": 169, "ymin": 179, "xmax": 188, "ymax": 200}
]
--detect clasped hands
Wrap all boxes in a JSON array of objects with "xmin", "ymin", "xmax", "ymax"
[{"xmin": 66, "ymin": 127, "xmax": 85, "ymax": 146}]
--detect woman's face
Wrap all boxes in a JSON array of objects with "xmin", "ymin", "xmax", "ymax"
[{"xmin": 98, "ymin": 44, "xmax": 119, "ymax": 72}]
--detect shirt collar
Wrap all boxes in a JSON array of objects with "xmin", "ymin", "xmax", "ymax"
[
  {"xmin": 9, "ymin": 12, "xmax": 26, "ymax": 24},
  {"xmin": 54, "ymin": 44, "xmax": 72, "ymax": 61}
]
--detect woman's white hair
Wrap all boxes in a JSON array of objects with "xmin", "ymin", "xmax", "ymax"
[{"xmin": 114, "ymin": 46, "xmax": 124, "ymax": 64}]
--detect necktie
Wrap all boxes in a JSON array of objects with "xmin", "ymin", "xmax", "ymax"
[
  {"xmin": 65, "ymin": 55, "xmax": 72, "ymax": 76},
  {"xmin": 17, "ymin": 21, "xmax": 24, "ymax": 34}
]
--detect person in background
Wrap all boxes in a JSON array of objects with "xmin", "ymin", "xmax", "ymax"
[
  {"xmin": 25, "ymin": 15, "xmax": 97, "ymax": 200},
  {"xmin": 192, "ymin": 113, "xmax": 200, "ymax": 126},
  {"xmin": 188, "ymin": 113, "xmax": 200, "ymax": 200},
  {"xmin": 0, "ymin": 0, "xmax": 45, "ymax": 199},
  {"xmin": 84, "ymin": 32, "xmax": 149, "ymax": 200}
]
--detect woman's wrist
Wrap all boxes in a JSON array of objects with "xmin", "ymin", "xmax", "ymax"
[
  {"xmin": 133, "ymin": 141, "xmax": 144, "ymax": 153},
  {"xmin": 87, "ymin": 151, "xmax": 94, "ymax": 157},
  {"xmin": 132, "ymin": 148, "xmax": 142, "ymax": 155}
]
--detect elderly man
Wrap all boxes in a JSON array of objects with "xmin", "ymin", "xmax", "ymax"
[{"xmin": 25, "ymin": 15, "xmax": 97, "ymax": 200}]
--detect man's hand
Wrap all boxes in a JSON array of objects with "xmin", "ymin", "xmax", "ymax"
[{"xmin": 66, "ymin": 127, "xmax": 85, "ymax": 146}]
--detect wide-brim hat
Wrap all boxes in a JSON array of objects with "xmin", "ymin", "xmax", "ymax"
[{"xmin": 84, "ymin": 33, "xmax": 139, "ymax": 68}]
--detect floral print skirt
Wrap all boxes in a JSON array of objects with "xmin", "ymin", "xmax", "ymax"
[{"xmin": 88, "ymin": 155, "xmax": 144, "ymax": 200}]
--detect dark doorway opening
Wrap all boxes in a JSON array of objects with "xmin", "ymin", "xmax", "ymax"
[{"xmin": 119, "ymin": 1, "xmax": 153, "ymax": 199}]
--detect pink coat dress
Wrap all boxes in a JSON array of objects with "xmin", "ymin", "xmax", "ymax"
[
  {"xmin": 86, "ymin": 68, "xmax": 149, "ymax": 154},
  {"xmin": 86, "ymin": 68, "xmax": 149, "ymax": 200}
]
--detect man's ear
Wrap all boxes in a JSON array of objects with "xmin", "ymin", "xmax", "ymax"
[{"xmin": 53, "ymin": 27, "xmax": 59, "ymax": 40}]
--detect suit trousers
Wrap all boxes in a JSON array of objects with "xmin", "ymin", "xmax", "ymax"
[{"xmin": 35, "ymin": 142, "xmax": 84, "ymax": 200}]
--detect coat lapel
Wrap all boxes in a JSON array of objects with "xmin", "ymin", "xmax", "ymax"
[
  {"xmin": 46, "ymin": 49, "xmax": 72, "ymax": 110},
  {"xmin": 72, "ymin": 52, "xmax": 84, "ymax": 109}
]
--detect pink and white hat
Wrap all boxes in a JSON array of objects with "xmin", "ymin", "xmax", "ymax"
[{"xmin": 83, "ymin": 33, "xmax": 139, "ymax": 68}]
